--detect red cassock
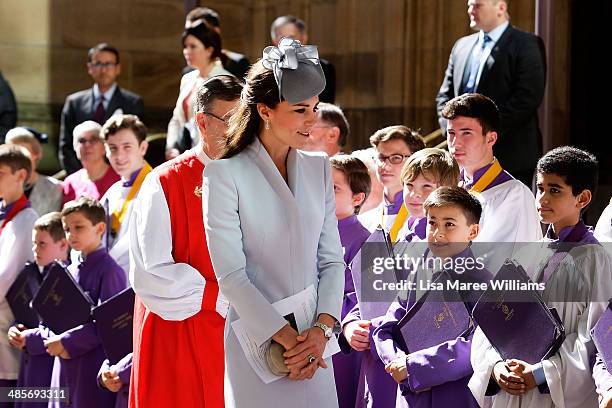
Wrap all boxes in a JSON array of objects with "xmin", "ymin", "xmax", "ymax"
[{"xmin": 129, "ymin": 153, "xmax": 225, "ymax": 407}]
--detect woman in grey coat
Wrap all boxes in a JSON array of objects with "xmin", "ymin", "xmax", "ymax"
[{"xmin": 203, "ymin": 38, "xmax": 345, "ymax": 407}]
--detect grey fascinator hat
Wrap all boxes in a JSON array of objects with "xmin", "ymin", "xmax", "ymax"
[{"xmin": 262, "ymin": 37, "xmax": 326, "ymax": 104}]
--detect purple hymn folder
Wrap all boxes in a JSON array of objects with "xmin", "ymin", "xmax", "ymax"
[
  {"xmin": 472, "ymin": 259, "xmax": 565, "ymax": 364},
  {"xmin": 592, "ymin": 302, "xmax": 612, "ymax": 374},
  {"xmin": 31, "ymin": 261, "xmax": 93, "ymax": 334},
  {"xmin": 6, "ymin": 262, "xmax": 42, "ymax": 328},
  {"xmin": 352, "ymin": 227, "xmax": 400, "ymax": 321},
  {"xmin": 394, "ymin": 270, "xmax": 472, "ymax": 353},
  {"xmin": 93, "ymin": 287, "xmax": 135, "ymax": 364}
]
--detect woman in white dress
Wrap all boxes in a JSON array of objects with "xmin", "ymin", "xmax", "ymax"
[
  {"xmin": 166, "ymin": 20, "xmax": 232, "ymax": 158},
  {"xmin": 202, "ymin": 38, "xmax": 345, "ymax": 408}
]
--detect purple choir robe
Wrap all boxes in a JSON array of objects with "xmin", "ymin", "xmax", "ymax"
[
  {"xmin": 12, "ymin": 264, "xmax": 56, "ymax": 408},
  {"xmin": 341, "ymin": 216, "xmax": 427, "ymax": 408},
  {"xmin": 54, "ymin": 248, "xmax": 127, "ymax": 408},
  {"xmin": 96, "ymin": 354, "xmax": 132, "ymax": 408},
  {"xmin": 15, "ymin": 325, "xmax": 55, "ymax": 408},
  {"xmin": 373, "ymin": 247, "xmax": 491, "ymax": 408},
  {"xmin": 334, "ymin": 215, "xmax": 371, "ymax": 408}
]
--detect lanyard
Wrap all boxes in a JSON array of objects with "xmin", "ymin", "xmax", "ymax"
[
  {"xmin": 111, "ymin": 162, "xmax": 152, "ymax": 235},
  {"xmin": 381, "ymin": 202, "xmax": 409, "ymax": 245},
  {"xmin": 0, "ymin": 195, "xmax": 29, "ymax": 236},
  {"xmin": 469, "ymin": 159, "xmax": 503, "ymax": 193}
]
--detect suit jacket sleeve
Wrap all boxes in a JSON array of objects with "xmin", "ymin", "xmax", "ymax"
[
  {"xmin": 59, "ymin": 97, "xmax": 82, "ymax": 174},
  {"xmin": 0, "ymin": 74, "xmax": 17, "ymax": 143},
  {"xmin": 436, "ymin": 40, "xmax": 461, "ymax": 132},
  {"xmin": 131, "ymin": 94, "xmax": 144, "ymax": 119},
  {"xmin": 497, "ymin": 34, "xmax": 546, "ymax": 133},
  {"xmin": 203, "ymin": 161, "xmax": 287, "ymax": 347}
]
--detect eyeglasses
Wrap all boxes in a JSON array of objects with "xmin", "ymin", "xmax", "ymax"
[
  {"xmin": 77, "ymin": 137, "xmax": 102, "ymax": 145},
  {"xmin": 375, "ymin": 153, "xmax": 410, "ymax": 165},
  {"xmin": 88, "ymin": 62, "xmax": 118, "ymax": 69},
  {"xmin": 203, "ymin": 112, "xmax": 229, "ymax": 124}
]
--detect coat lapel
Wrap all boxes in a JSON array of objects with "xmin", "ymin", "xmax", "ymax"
[
  {"xmin": 455, "ymin": 34, "xmax": 479, "ymax": 95},
  {"xmin": 105, "ymin": 87, "xmax": 124, "ymax": 120},
  {"xmin": 84, "ymin": 88, "xmax": 95, "ymax": 116},
  {"xmin": 479, "ymin": 24, "xmax": 513, "ymax": 89},
  {"xmin": 248, "ymin": 139, "xmax": 306, "ymax": 291}
]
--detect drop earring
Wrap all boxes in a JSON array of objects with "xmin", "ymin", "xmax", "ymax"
[{"xmin": 265, "ymin": 120, "xmax": 270, "ymax": 130}]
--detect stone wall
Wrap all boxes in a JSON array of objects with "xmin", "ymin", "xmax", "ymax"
[{"xmin": 1, "ymin": 0, "xmax": 567, "ymax": 173}]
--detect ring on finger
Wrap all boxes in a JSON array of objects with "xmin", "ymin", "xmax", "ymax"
[{"xmin": 308, "ymin": 354, "xmax": 316, "ymax": 364}]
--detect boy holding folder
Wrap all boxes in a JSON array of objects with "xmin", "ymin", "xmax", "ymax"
[
  {"xmin": 373, "ymin": 186, "xmax": 490, "ymax": 407},
  {"xmin": 0, "ymin": 145, "xmax": 38, "ymax": 394},
  {"xmin": 343, "ymin": 151, "xmax": 461, "ymax": 407},
  {"xmin": 469, "ymin": 146, "xmax": 612, "ymax": 408},
  {"xmin": 7, "ymin": 212, "xmax": 68, "ymax": 408},
  {"xmin": 44, "ymin": 197, "xmax": 127, "ymax": 408}
]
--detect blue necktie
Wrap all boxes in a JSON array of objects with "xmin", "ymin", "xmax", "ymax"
[{"xmin": 464, "ymin": 34, "xmax": 492, "ymax": 93}]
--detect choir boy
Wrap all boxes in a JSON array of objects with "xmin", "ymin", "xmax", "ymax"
[
  {"xmin": 44, "ymin": 197, "xmax": 127, "ymax": 408},
  {"xmin": 397, "ymin": 148, "xmax": 460, "ymax": 242},
  {"xmin": 7, "ymin": 212, "xmax": 68, "ymax": 408},
  {"xmin": 0, "ymin": 145, "xmax": 38, "ymax": 398},
  {"xmin": 343, "ymin": 149, "xmax": 461, "ymax": 407},
  {"xmin": 100, "ymin": 114, "xmax": 150, "ymax": 272},
  {"xmin": 469, "ymin": 146, "xmax": 612, "ymax": 408},
  {"xmin": 441, "ymin": 93, "xmax": 542, "ymax": 242},
  {"xmin": 358, "ymin": 125, "xmax": 425, "ymax": 240},
  {"xmin": 329, "ymin": 155, "xmax": 371, "ymax": 408},
  {"xmin": 374, "ymin": 186, "xmax": 489, "ymax": 408}
]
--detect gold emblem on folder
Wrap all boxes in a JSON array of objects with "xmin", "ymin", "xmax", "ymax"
[
  {"xmin": 43, "ymin": 278, "xmax": 63, "ymax": 307},
  {"xmin": 194, "ymin": 186, "xmax": 203, "ymax": 198},
  {"xmin": 493, "ymin": 296, "xmax": 515, "ymax": 321},
  {"xmin": 433, "ymin": 303, "xmax": 459, "ymax": 329}
]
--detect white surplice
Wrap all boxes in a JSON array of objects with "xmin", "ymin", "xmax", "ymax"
[
  {"xmin": 475, "ymin": 179, "xmax": 542, "ymax": 243},
  {"xmin": 595, "ymin": 201, "xmax": 612, "ymax": 242},
  {"xmin": 469, "ymin": 242, "xmax": 612, "ymax": 408},
  {"xmin": 470, "ymin": 179, "xmax": 543, "ymax": 275},
  {"xmin": 128, "ymin": 147, "xmax": 210, "ymax": 320},
  {"xmin": 202, "ymin": 138, "xmax": 345, "ymax": 408},
  {"xmin": 0, "ymin": 207, "xmax": 37, "ymax": 379}
]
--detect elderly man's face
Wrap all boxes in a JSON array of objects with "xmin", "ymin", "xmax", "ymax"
[
  {"xmin": 273, "ymin": 23, "xmax": 307, "ymax": 45},
  {"xmin": 198, "ymin": 98, "xmax": 239, "ymax": 158}
]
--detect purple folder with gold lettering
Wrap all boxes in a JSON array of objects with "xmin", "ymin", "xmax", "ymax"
[
  {"xmin": 6, "ymin": 262, "xmax": 42, "ymax": 328},
  {"xmin": 394, "ymin": 270, "xmax": 472, "ymax": 353},
  {"xmin": 92, "ymin": 287, "xmax": 135, "ymax": 364},
  {"xmin": 472, "ymin": 259, "xmax": 565, "ymax": 364},
  {"xmin": 31, "ymin": 261, "xmax": 93, "ymax": 334},
  {"xmin": 592, "ymin": 301, "xmax": 612, "ymax": 374},
  {"xmin": 351, "ymin": 227, "xmax": 403, "ymax": 320}
]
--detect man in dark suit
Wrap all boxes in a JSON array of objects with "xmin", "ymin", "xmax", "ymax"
[
  {"xmin": 184, "ymin": 7, "xmax": 251, "ymax": 81},
  {"xmin": 436, "ymin": 0, "xmax": 545, "ymax": 186},
  {"xmin": 270, "ymin": 15, "xmax": 336, "ymax": 104},
  {"xmin": 0, "ymin": 71, "xmax": 17, "ymax": 144},
  {"xmin": 59, "ymin": 43, "xmax": 144, "ymax": 174}
]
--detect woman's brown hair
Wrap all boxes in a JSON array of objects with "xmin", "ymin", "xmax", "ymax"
[{"xmin": 220, "ymin": 61, "xmax": 281, "ymax": 159}]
